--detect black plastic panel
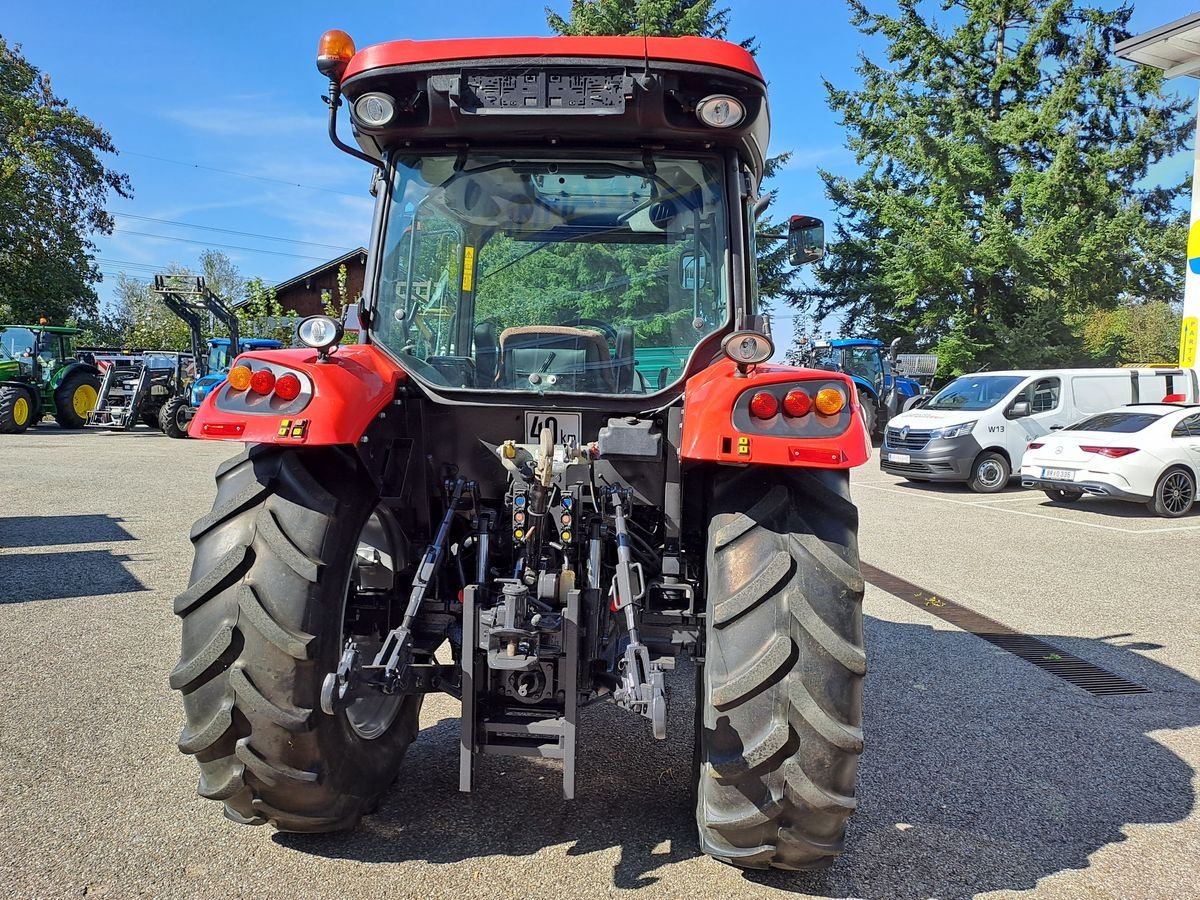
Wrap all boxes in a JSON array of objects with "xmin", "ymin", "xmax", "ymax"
[{"xmin": 459, "ymin": 71, "xmax": 633, "ymax": 115}]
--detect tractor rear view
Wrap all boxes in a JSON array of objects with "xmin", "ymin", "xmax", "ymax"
[{"xmin": 173, "ymin": 31, "xmax": 869, "ymax": 870}]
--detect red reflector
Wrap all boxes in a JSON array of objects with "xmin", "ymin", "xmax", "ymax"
[
  {"xmin": 250, "ymin": 369, "xmax": 276, "ymax": 395},
  {"xmin": 1079, "ymin": 445, "xmax": 1138, "ymax": 458},
  {"xmin": 782, "ymin": 389, "xmax": 812, "ymax": 417},
  {"xmin": 749, "ymin": 391, "xmax": 778, "ymax": 419},
  {"xmin": 274, "ymin": 373, "xmax": 302, "ymax": 401},
  {"xmin": 202, "ymin": 422, "xmax": 246, "ymax": 437},
  {"xmin": 1027, "ymin": 442, "xmax": 1044, "ymax": 450},
  {"xmin": 789, "ymin": 446, "xmax": 847, "ymax": 464}
]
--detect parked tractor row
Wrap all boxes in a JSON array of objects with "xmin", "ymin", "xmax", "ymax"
[{"xmin": 0, "ymin": 278, "xmax": 280, "ymax": 437}]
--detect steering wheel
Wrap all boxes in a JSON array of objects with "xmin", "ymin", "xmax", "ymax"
[{"xmin": 568, "ymin": 318, "xmax": 620, "ymax": 345}]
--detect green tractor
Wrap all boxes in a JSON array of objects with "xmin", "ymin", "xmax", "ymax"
[{"xmin": 0, "ymin": 324, "xmax": 102, "ymax": 433}]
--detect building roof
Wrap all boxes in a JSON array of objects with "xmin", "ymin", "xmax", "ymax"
[
  {"xmin": 1114, "ymin": 12, "xmax": 1200, "ymax": 79},
  {"xmin": 273, "ymin": 247, "xmax": 367, "ymax": 294}
]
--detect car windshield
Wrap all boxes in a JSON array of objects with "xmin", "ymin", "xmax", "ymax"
[
  {"xmin": 1067, "ymin": 412, "xmax": 1164, "ymax": 433},
  {"xmin": 925, "ymin": 375, "xmax": 1024, "ymax": 411},
  {"xmin": 374, "ymin": 153, "xmax": 729, "ymax": 394}
]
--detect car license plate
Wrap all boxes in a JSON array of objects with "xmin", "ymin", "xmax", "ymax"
[
  {"xmin": 525, "ymin": 411, "xmax": 581, "ymax": 446},
  {"xmin": 887, "ymin": 452, "xmax": 911, "ymax": 464},
  {"xmin": 1041, "ymin": 468, "xmax": 1074, "ymax": 481}
]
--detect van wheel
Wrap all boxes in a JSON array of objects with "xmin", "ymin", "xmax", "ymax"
[
  {"xmin": 1148, "ymin": 467, "xmax": 1195, "ymax": 518},
  {"xmin": 1043, "ymin": 488, "xmax": 1083, "ymax": 503},
  {"xmin": 968, "ymin": 452, "xmax": 1009, "ymax": 494}
]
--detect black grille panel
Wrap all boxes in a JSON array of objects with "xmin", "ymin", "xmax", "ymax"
[{"xmin": 885, "ymin": 427, "xmax": 934, "ymax": 450}]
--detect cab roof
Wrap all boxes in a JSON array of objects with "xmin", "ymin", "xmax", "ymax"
[{"xmin": 343, "ymin": 36, "xmax": 763, "ymax": 82}]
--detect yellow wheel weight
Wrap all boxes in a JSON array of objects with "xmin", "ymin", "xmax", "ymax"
[
  {"xmin": 13, "ymin": 395, "xmax": 30, "ymax": 426},
  {"xmin": 73, "ymin": 383, "xmax": 98, "ymax": 418}
]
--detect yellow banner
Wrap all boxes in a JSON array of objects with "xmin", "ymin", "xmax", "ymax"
[{"xmin": 1181, "ymin": 316, "xmax": 1198, "ymax": 368}]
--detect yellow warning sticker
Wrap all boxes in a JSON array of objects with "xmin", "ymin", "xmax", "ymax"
[{"xmin": 462, "ymin": 246, "xmax": 475, "ymax": 292}]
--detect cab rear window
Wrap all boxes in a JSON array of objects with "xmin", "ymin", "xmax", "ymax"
[{"xmin": 1067, "ymin": 412, "xmax": 1162, "ymax": 433}]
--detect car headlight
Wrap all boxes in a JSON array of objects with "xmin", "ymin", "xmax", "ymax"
[{"xmin": 932, "ymin": 420, "xmax": 976, "ymax": 440}]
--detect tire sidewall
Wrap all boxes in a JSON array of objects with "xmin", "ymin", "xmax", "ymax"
[
  {"xmin": 54, "ymin": 371, "xmax": 99, "ymax": 428},
  {"xmin": 970, "ymin": 452, "xmax": 1009, "ymax": 493},
  {"xmin": 1152, "ymin": 467, "xmax": 1196, "ymax": 518}
]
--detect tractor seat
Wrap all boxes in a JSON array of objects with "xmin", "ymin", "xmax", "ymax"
[{"xmin": 498, "ymin": 326, "xmax": 614, "ymax": 392}]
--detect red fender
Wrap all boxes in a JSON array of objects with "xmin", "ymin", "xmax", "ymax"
[
  {"xmin": 188, "ymin": 344, "xmax": 406, "ymax": 444},
  {"xmin": 680, "ymin": 359, "xmax": 871, "ymax": 468}
]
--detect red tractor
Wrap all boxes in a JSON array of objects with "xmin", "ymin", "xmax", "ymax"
[{"xmin": 174, "ymin": 30, "xmax": 869, "ymax": 871}]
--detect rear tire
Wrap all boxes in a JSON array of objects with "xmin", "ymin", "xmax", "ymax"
[
  {"xmin": 1043, "ymin": 488, "xmax": 1083, "ymax": 503},
  {"xmin": 53, "ymin": 369, "xmax": 99, "ymax": 428},
  {"xmin": 968, "ymin": 451, "xmax": 1009, "ymax": 494},
  {"xmin": 159, "ymin": 396, "xmax": 191, "ymax": 439},
  {"xmin": 696, "ymin": 467, "xmax": 865, "ymax": 870},
  {"xmin": 857, "ymin": 390, "xmax": 876, "ymax": 437},
  {"xmin": 0, "ymin": 386, "xmax": 34, "ymax": 433},
  {"xmin": 1148, "ymin": 467, "xmax": 1195, "ymax": 518},
  {"xmin": 173, "ymin": 444, "xmax": 421, "ymax": 831}
]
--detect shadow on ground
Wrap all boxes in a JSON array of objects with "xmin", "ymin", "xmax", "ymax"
[
  {"xmin": 0, "ymin": 549, "xmax": 146, "ymax": 602},
  {"xmin": 0, "ymin": 514, "xmax": 135, "ymax": 549},
  {"xmin": 277, "ymin": 618, "xmax": 1199, "ymax": 898}
]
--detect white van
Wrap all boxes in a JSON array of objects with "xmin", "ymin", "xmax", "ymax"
[{"xmin": 880, "ymin": 368, "xmax": 1198, "ymax": 492}]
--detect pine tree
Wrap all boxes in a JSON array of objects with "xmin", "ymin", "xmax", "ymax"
[{"xmin": 808, "ymin": 0, "xmax": 1192, "ymax": 375}]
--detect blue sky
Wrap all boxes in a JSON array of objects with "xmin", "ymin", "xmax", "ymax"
[{"xmin": 5, "ymin": 0, "xmax": 1196, "ymax": 349}]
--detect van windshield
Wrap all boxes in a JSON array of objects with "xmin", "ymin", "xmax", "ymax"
[{"xmin": 925, "ymin": 375, "xmax": 1024, "ymax": 411}]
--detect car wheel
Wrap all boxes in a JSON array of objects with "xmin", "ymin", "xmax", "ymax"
[
  {"xmin": 968, "ymin": 452, "xmax": 1009, "ymax": 494},
  {"xmin": 1043, "ymin": 488, "xmax": 1083, "ymax": 503},
  {"xmin": 1148, "ymin": 467, "xmax": 1195, "ymax": 518}
]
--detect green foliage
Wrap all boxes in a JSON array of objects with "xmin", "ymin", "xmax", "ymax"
[
  {"xmin": 0, "ymin": 38, "xmax": 130, "ymax": 324},
  {"xmin": 105, "ymin": 271, "xmax": 195, "ymax": 350},
  {"xmin": 320, "ymin": 263, "xmax": 359, "ymax": 318},
  {"xmin": 546, "ymin": 0, "xmax": 749, "ymax": 46},
  {"xmin": 1080, "ymin": 300, "xmax": 1182, "ymax": 365},
  {"xmin": 238, "ymin": 277, "xmax": 296, "ymax": 345},
  {"xmin": 807, "ymin": 0, "xmax": 1192, "ymax": 376}
]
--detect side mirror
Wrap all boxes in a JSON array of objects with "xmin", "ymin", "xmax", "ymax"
[
  {"xmin": 787, "ymin": 215, "xmax": 824, "ymax": 265},
  {"xmin": 679, "ymin": 253, "xmax": 709, "ymax": 290},
  {"xmin": 1008, "ymin": 400, "xmax": 1031, "ymax": 419}
]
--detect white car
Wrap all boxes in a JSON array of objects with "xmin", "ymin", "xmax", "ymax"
[{"xmin": 1019, "ymin": 403, "xmax": 1200, "ymax": 517}]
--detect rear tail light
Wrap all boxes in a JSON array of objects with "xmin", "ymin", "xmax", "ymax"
[
  {"xmin": 1080, "ymin": 446, "xmax": 1138, "ymax": 458},
  {"xmin": 782, "ymin": 389, "xmax": 812, "ymax": 417},
  {"xmin": 1027, "ymin": 442, "xmax": 1044, "ymax": 450},
  {"xmin": 202, "ymin": 422, "xmax": 245, "ymax": 437},
  {"xmin": 249, "ymin": 369, "xmax": 276, "ymax": 395},
  {"xmin": 274, "ymin": 373, "xmax": 302, "ymax": 401},
  {"xmin": 749, "ymin": 391, "xmax": 778, "ymax": 419},
  {"xmin": 227, "ymin": 365, "xmax": 252, "ymax": 391},
  {"xmin": 814, "ymin": 388, "xmax": 846, "ymax": 416}
]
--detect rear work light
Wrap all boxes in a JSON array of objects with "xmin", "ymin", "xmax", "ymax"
[
  {"xmin": 227, "ymin": 365, "xmax": 252, "ymax": 391},
  {"xmin": 1080, "ymin": 446, "xmax": 1139, "ymax": 458},
  {"xmin": 274, "ymin": 373, "xmax": 302, "ymax": 401},
  {"xmin": 814, "ymin": 388, "xmax": 846, "ymax": 416},
  {"xmin": 249, "ymin": 369, "xmax": 276, "ymax": 395},
  {"xmin": 749, "ymin": 391, "xmax": 779, "ymax": 419},
  {"xmin": 782, "ymin": 389, "xmax": 812, "ymax": 417}
]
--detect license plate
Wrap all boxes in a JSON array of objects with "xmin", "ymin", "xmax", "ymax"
[
  {"xmin": 887, "ymin": 452, "xmax": 911, "ymax": 464},
  {"xmin": 1041, "ymin": 468, "xmax": 1075, "ymax": 481},
  {"xmin": 524, "ymin": 411, "xmax": 581, "ymax": 446}
]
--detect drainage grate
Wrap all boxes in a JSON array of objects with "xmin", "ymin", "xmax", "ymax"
[{"xmin": 861, "ymin": 563, "xmax": 1150, "ymax": 696}]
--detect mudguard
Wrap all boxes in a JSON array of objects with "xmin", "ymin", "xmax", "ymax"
[
  {"xmin": 188, "ymin": 344, "xmax": 406, "ymax": 443},
  {"xmin": 680, "ymin": 360, "xmax": 871, "ymax": 468}
]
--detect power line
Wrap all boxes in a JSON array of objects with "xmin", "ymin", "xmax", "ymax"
[
  {"xmin": 112, "ymin": 229, "xmax": 332, "ymax": 261},
  {"xmin": 120, "ymin": 150, "xmax": 366, "ymax": 198},
  {"xmin": 112, "ymin": 213, "xmax": 354, "ymax": 251}
]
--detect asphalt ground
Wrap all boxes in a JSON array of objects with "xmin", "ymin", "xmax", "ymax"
[{"xmin": 1, "ymin": 431, "xmax": 1198, "ymax": 899}]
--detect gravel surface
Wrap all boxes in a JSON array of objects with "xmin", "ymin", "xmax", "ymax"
[{"xmin": 1, "ymin": 432, "xmax": 1197, "ymax": 899}]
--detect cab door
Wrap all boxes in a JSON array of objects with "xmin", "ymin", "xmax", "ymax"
[{"xmin": 1006, "ymin": 376, "xmax": 1062, "ymax": 456}]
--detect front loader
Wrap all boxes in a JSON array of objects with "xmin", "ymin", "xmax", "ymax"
[{"xmin": 174, "ymin": 31, "xmax": 870, "ymax": 870}]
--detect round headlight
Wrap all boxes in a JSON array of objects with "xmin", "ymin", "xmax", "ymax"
[
  {"xmin": 354, "ymin": 92, "xmax": 396, "ymax": 128},
  {"xmin": 696, "ymin": 94, "xmax": 745, "ymax": 128},
  {"xmin": 297, "ymin": 315, "xmax": 344, "ymax": 352},
  {"xmin": 722, "ymin": 330, "xmax": 774, "ymax": 366}
]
